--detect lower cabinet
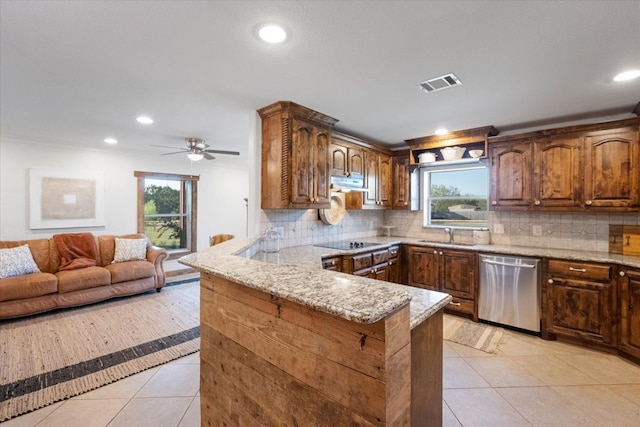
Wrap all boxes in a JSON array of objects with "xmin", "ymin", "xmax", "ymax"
[
  {"xmin": 407, "ymin": 245, "xmax": 477, "ymax": 320},
  {"xmin": 619, "ymin": 267, "xmax": 640, "ymax": 360},
  {"xmin": 544, "ymin": 259, "xmax": 617, "ymax": 348},
  {"xmin": 387, "ymin": 245, "xmax": 402, "ymax": 284}
]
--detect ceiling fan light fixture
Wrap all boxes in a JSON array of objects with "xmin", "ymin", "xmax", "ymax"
[
  {"xmin": 187, "ymin": 152, "xmax": 204, "ymax": 161},
  {"xmin": 104, "ymin": 137, "xmax": 118, "ymax": 144}
]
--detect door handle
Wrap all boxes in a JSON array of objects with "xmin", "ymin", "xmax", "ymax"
[
  {"xmin": 568, "ymin": 267, "xmax": 587, "ymax": 273},
  {"xmin": 481, "ymin": 259, "xmax": 536, "ymax": 268}
]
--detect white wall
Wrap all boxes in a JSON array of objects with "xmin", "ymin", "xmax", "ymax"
[{"xmin": 0, "ymin": 137, "xmax": 249, "ymax": 250}]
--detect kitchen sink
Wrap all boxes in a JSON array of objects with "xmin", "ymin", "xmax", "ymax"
[{"xmin": 418, "ymin": 240, "xmax": 476, "ymax": 247}]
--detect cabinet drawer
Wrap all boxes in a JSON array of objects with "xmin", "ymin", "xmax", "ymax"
[
  {"xmin": 445, "ymin": 297, "xmax": 474, "ymax": 316},
  {"xmin": 322, "ymin": 257, "xmax": 342, "ymax": 271},
  {"xmin": 388, "ymin": 245, "xmax": 399, "ymax": 259},
  {"xmin": 547, "ymin": 259, "xmax": 612, "ymax": 282},
  {"xmin": 372, "ymin": 250, "xmax": 389, "ymax": 265},
  {"xmin": 352, "ymin": 253, "xmax": 373, "ymax": 271}
]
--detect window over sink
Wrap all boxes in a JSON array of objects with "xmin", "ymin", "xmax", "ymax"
[{"xmin": 422, "ymin": 162, "xmax": 488, "ymax": 228}]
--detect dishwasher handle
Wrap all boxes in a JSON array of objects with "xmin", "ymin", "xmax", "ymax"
[{"xmin": 481, "ymin": 258, "xmax": 537, "ymax": 269}]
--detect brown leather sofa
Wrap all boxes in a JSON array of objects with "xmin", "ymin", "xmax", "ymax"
[{"xmin": 0, "ymin": 233, "xmax": 168, "ymax": 320}]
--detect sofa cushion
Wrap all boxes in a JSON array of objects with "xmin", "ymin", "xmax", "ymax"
[
  {"xmin": 113, "ymin": 238, "xmax": 147, "ymax": 263},
  {"xmin": 0, "ymin": 245, "xmax": 41, "ymax": 279},
  {"xmin": 56, "ymin": 266, "xmax": 111, "ymax": 293},
  {"xmin": 0, "ymin": 272, "xmax": 58, "ymax": 302},
  {"xmin": 106, "ymin": 260, "xmax": 155, "ymax": 284}
]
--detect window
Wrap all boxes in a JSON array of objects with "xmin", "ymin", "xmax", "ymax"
[
  {"xmin": 423, "ymin": 163, "xmax": 488, "ymax": 228},
  {"xmin": 134, "ymin": 172, "xmax": 199, "ymax": 255}
]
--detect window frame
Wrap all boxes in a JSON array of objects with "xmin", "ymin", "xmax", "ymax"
[
  {"xmin": 421, "ymin": 161, "xmax": 489, "ymax": 229},
  {"xmin": 134, "ymin": 171, "xmax": 199, "ymax": 259}
]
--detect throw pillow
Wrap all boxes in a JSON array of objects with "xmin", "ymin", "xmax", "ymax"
[
  {"xmin": 112, "ymin": 238, "xmax": 147, "ymax": 263},
  {"xmin": 0, "ymin": 244, "xmax": 41, "ymax": 279}
]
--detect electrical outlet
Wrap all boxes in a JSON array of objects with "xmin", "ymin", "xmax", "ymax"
[
  {"xmin": 493, "ymin": 223, "xmax": 505, "ymax": 234},
  {"xmin": 369, "ymin": 220, "xmax": 375, "ymax": 230},
  {"xmin": 532, "ymin": 225, "xmax": 542, "ymax": 236}
]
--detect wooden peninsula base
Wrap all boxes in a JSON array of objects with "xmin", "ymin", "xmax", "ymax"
[{"xmin": 199, "ymin": 272, "xmax": 444, "ymax": 426}]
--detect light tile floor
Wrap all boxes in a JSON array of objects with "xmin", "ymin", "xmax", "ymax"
[{"xmin": 4, "ymin": 328, "xmax": 640, "ymax": 426}]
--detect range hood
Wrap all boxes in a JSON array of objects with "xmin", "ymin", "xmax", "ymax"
[{"xmin": 330, "ymin": 174, "xmax": 368, "ymax": 192}]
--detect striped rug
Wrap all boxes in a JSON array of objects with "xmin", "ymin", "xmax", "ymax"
[
  {"xmin": 443, "ymin": 314, "xmax": 504, "ymax": 353},
  {"xmin": 0, "ymin": 280, "xmax": 200, "ymax": 422}
]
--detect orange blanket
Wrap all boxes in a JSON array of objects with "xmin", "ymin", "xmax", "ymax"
[{"xmin": 53, "ymin": 233, "xmax": 97, "ymax": 271}]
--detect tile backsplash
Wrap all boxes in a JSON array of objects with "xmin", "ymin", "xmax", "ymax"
[
  {"xmin": 262, "ymin": 207, "xmax": 640, "ymax": 252},
  {"xmin": 384, "ymin": 210, "xmax": 640, "ymax": 252}
]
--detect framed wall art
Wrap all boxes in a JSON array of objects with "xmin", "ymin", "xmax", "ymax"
[{"xmin": 29, "ymin": 169, "xmax": 105, "ymax": 229}]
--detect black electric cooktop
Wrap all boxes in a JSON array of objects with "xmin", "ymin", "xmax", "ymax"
[{"xmin": 314, "ymin": 241, "xmax": 381, "ymax": 250}]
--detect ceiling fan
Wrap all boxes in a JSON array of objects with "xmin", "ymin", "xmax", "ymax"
[{"xmin": 151, "ymin": 138, "xmax": 240, "ymax": 161}]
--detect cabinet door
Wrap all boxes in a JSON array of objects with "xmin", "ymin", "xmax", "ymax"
[
  {"xmin": 364, "ymin": 151, "xmax": 379, "ymax": 206},
  {"xmin": 534, "ymin": 137, "xmax": 583, "ymax": 208},
  {"xmin": 330, "ymin": 143, "xmax": 348, "ymax": 177},
  {"xmin": 489, "ymin": 140, "xmax": 533, "ymax": 209},
  {"xmin": 407, "ymin": 247, "xmax": 440, "ymax": 291},
  {"xmin": 620, "ymin": 268, "xmax": 640, "ymax": 359},
  {"xmin": 440, "ymin": 250, "xmax": 476, "ymax": 300},
  {"xmin": 378, "ymin": 153, "xmax": 392, "ymax": 208},
  {"xmin": 547, "ymin": 277, "xmax": 616, "ymax": 346},
  {"xmin": 314, "ymin": 129, "xmax": 331, "ymax": 205},
  {"xmin": 348, "ymin": 147, "xmax": 365, "ymax": 176},
  {"xmin": 584, "ymin": 128, "xmax": 640, "ymax": 209},
  {"xmin": 387, "ymin": 257, "xmax": 401, "ymax": 284},
  {"xmin": 291, "ymin": 119, "xmax": 315, "ymax": 206},
  {"xmin": 392, "ymin": 154, "xmax": 410, "ymax": 209}
]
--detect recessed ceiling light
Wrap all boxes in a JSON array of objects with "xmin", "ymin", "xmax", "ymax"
[
  {"xmin": 104, "ymin": 138, "xmax": 118, "ymax": 144},
  {"xmin": 613, "ymin": 69, "xmax": 640, "ymax": 82},
  {"xmin": 136, "ymin": 116, "xmax": 154, "ymax": 124},
  {"xmin": 435, "ymin": 128, "xmax": 449, "ymax": 135},
  {"xmin": 258, "ymin": 24, "xmax": 287, "ymax": 43}
]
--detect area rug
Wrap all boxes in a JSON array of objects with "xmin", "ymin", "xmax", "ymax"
[
  {"xmin": 0, "ymin": 281, "xmax": 200, "ymax": 422},
  {"xmin": 443, "ymin": 315, "xmax": 504, "ymax": 353}
]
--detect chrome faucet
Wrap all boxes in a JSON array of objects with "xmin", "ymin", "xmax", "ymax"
[{"xmin": 444, "ymin": 227, "xmax": 454, "ymax": 243}]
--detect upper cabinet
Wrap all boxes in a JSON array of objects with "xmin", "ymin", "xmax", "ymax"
[
  {"xmin": 489, "ymin": 118, "xmax": 640, "ymax": 212},
  {"xmin": 364, "ymin": 150, "xmax": 392, "ymax": 208},
  {"xmin": 330, "ymin": 134, "xmax": 365, "ymax": 177},
  {"xmin": 392, "ymin": 151, "xmax": 411, "ymax": 210},
  {"xmin": 258, "ymin": 101, "xmax": 338, "ymax": 209}
]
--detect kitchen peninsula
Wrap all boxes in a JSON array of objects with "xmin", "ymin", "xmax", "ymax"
[{"xmin": 180, "ymin": 237, "xmax": 451, "ymax": 426}]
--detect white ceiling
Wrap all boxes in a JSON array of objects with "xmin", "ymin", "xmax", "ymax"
[{"xmin": 1, "ymin": 1, "xmax": 639, "ymax": 165}]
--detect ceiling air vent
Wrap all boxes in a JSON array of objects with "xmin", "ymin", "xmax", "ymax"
[{"xmin": 418, "ymin": 73, "xmax": 462, "ymax": 93}]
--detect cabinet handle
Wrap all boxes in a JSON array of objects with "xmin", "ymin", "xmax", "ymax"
[
  {"xmin": 568, "ymin": 267, "xmax": 587, "ymax": 273},
  {"xmin": 331, "ymin": 261, "xmax": 336, "ymax": 265},
  {"xmin": 491, "ymin": 201, "xmax": 497, "ymax": 206},
  {"xmin": 548, "ymin": 279, "xmax": 554, "ymax": 284},
  {"xmin": 448, "ymin": 302, "xmax": 461, "ymax": 307},
  {"xmin": 534, "ymin": 200, "xmax": 540, "ymax": 206},
  {"xmin": 439, "ymin": 251, "xmax": 443, "ymax": 255},
  {"xmin": 433, "ymin": 250, "xmax": 438, "ymax": 255},
  {"xmin": 585, "ymin": 200, "xmax": 593, "ymax": 206},
  {"xmin": 620, "ymin": 271, "xmax": 626, "ymax": 277}
]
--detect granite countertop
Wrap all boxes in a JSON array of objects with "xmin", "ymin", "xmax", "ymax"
[
  {"xmin": 180, "ymin": 234, "xmax": 640, "ymax": 330},
  {"xmin": 180, "ymin": 237, "xmax": 453, "ymax": 326}
]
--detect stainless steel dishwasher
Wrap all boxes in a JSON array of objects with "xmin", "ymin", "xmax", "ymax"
[{"xmin": 479, "ymin": 254, "xmax": 541, "ymax": 333}]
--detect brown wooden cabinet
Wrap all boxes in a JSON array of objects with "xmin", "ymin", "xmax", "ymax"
[
  {"xmin": 348, "ymin": 248, "xmax": 389, "ymax": 280},
  {"xmin": 363, "ymin": 151, "xmax": 392, "ymax": 208},
  {"xmin": 407, "ymin": 245, "xmax": 477, "ymax": 319},
  {"xmin": 489, "ymin": 139, "xmax": 533, "ymax": 209},
  {"xmin": 489, "ymin": 118, "xmax": 640, "ymax": 212},
  {"xmin": 321, "ymin": 256, "xmax": 342, "ymax": 272},
  {"xmin": 258, "ymin": 101, "xmax": 338, "ymax": 209},
  {"xmin": 619, "ymin": 267, "xmax": 640, "ymax": 361},
  {"xmin": 544, "ymin": 259, "xmax": 617, "ymax": 347},
  {"xmin": 584, "ymin": 127, "xmax": 640, "ymax": 209},
  {"xmin": 330, "ymin": 137, "xmax": 365, "ymax": 178},
  {"xmin": 387, "ymin": 245, "xmax": 402, "ymax": 284},
  {"xmin": 392, "ymin": 151, "xmax": 411, "ymax": 210}
]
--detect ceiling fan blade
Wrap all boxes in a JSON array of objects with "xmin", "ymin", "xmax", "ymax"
[
  {"xmin": 203, "ymin": 153, "xmax": 216, "ymax": 160},
  {"xmin": 202, "ymin": 149, "xmax": 240, "ymax": 156},
  {"xmin": 150, "ymin": 144, "xmax": 188, "ymax": 151},
  {"xmin": 160, "ymin": 151, "xmax": 187, "ymax": 156}
]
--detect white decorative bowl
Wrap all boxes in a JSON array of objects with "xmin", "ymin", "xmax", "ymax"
[
  {"xmin": 469, "ymin": 149, "xmax": 484, "ymax": 158},
  {"xmin": 418, "ymin": 152, "xmax": 437, "ymax": 163},
  {"xmin": 440, "ymin": 146, "xmax": 466, "ymax": 161}
]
